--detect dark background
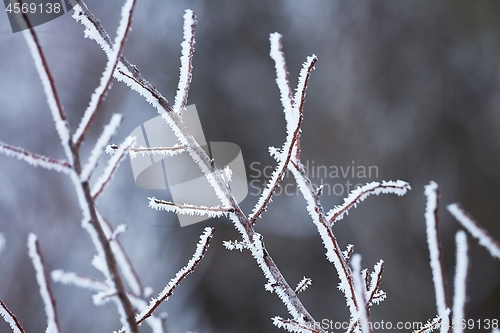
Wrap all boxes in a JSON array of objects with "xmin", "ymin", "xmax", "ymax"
[{"xmin": 1, "ymin": 1, "xmax": 500, "ymax": 332}]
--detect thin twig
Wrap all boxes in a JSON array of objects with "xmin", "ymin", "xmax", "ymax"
[
  {"xmin": 424, "ymin": 181, "xmax": 450, "ymax": 333},
  {"xmin": 452, "ymin": 231, "xmax": 468, "ymax": 333},
  {"xmin": 0, "ymin": 142, "xmax": 72, "ymax": 174},
  {"xmin": 27, "ymin": 234, "xmax": 62, "ymax": 333},
  {"xmin": 0, "ymin": 299, "xmax": 26, "ymax": 333},
  {"xmin": 447, "ymin": 203, "xmax": 500, "ymax": 259}
]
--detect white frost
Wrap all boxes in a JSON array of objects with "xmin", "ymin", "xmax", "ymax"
[
  {"xmin": 0, "ymin": 142, "xmax": 71, "ymax": 174},
  {"xmin": 447, "ymin": 203, "xmax": 500, "ymax": 260},
  {"xmin": 351, "ymin": 254, "xmax": 371, "ymax": 333},
  {"xmin": 452, "ymin": 231, "xmax": 468, "ymax": 333},
  {"xmin": 424, "ymin": 181, "xmax": 449, "ymax": 333}
]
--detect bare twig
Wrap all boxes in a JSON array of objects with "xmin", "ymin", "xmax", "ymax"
[
  {"xmin": 148, "ymin": 198, "xmax": 234, "ymax": 217},
  {"xmin": 452, "ymin": 231, "xmax": 468, "ymax": 333}
]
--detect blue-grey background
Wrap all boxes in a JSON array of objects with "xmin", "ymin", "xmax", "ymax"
[{"xmin": 1, "ymin": 1, "xmax": 499, "ymax": 332}]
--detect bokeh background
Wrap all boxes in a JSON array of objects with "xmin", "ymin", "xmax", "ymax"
[{"xmin": 1, "ymin": 0, "xmax": 500, "ymax": 332}]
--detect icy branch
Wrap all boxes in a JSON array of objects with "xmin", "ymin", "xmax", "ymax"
[
  {"xmin": 73, "ymin": 0, "xmax": 137, "ymax": 146},
  {"xmin": 0, "ymin": 142, "xmax": 72, "ymax": 174},
  {"xmin": 222, "ymin": 240, "xmax": 247, "ymax": 251},
  {"xmin": 452, "ymin": 231, "xmax": 468, "ymax": 333},
  {"xmin": 447, "ymin": 203, "xmax": 500, "ymax": 260},
  {"xmin": 424, "ymin": 181, "xmax": 450, "ymax": 332},
  {"xmin": 135, "ymin": 227, "xmax": 215, "ymax": 326},
  {"xmin": 0, "ymin": 299, "xmax": 25, "ymax": 333},
  {"xmin": 173, "ymin": 10, "xmax": 196, "ymax": 114},
  {"xmin": 249, "ymin": 54, "xmax": 317, "ymax": 224},
  {"xmin": 51, "ymin": 269, "xmax": 108, "ymax": 292},
  {"xmin": 22, "ymin": 24, "xmax": 73, "ymax": 163},
  {"xmin": 327, "ymin": 180, "xmax": 411, "ymax": 226},
  {"xmin": 27, "ymin": 234, "xmax": 61, "ymax": 333},
  {"xmin": 128, "ymin": 144, "xmax": 187, "ymax": 159},
  {"xmin": 351, "ymin": 254, "xmax": 372, "ymax": 333},
  {"xmin": 269, "ymin": 33, "xmax": 294, "ymax": 120},
  {"xmin": 367, "ymin": 260, "xmax": 385, "ymax": 306},
  {"xmin": 81, "ymin": 113, "xmax": 123, "ymax": 181},
  {"xmin": 91, "ymin": 136, "xmax": 135, "ymax": 198},
  {"xmin": 148, "ymin": 198, "xmax": 234, "ymax": 218},
  {"xmin": 295, "ymin": 277, "xmax": 312, "ymax": 294}
]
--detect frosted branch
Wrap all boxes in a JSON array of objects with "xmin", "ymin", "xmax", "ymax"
[
  {"xmin": 128, "ymin": 144, "xmax": 187, "ymax": 159},
  {"xmin": 295, "ymin": 277, "xmax": 312, "ymax": 294},
  {"xmin": 327, "ymin": 180, "xmax": 411, "ymax": 226},
  {"xmin": 249, "ymin": 54, "xmax": 317, "ymax": 224},
  {"xmin": 222, "ymin": 240, "xmax": 247, "ymax": 251},
  {"xmin": 424, "ymin": 181, "xmax": 450, "ymax": 332},
  {"xmin": 447, "ymin": 203, "xmax": 500, "ymax": 260},
  {"xmin": 81, "ymin": 113, "xmax": 123, "ymax": 181},
  {"xmin": 74, "ymin": 4, "xmax": 325, "ymax": 328},
  {"xmin": 135, "ymin": 227, "xmax": 215, "ymax": 326},
  {"xmin": 269, "ymin": 33, "xmax": 294, "ymax": 121},
  {"xmin": 173, "ymin": 10, "xmax": 196, "ymax": 114},
  {"xmin": 452, "ymin": 231, "xmax": 468, "ymax": 333},
  {"xmin": 351, "ymin": 255, "xmax": 372, "ymax": 333},
  {"xmin": 51, "ymin": 269, "xmax": 108, "ymax": 292},
  {"xmin": 22, "ymin": 22, "xmax": 73, "ymax": 163},
  {"xmin": 27, "ymin": 234, "xmax": 61, "ymax": 333},
  {"xmin": 367, "ymin": 260, "xmax": 385, "ymax": 306},
  {"xmin": 0, "ymin": 299, "xmax": 25, "ymax": 333},
  {"xmin": 97, "ymin": 210, "xmax": 143, "ymax": 297},
  {"xmin": 73, "ymin": 0, "xmax": 137, "ymax": 146},
  {"xmin": 148, "ymin": 198, "xmax": 234, "ymax": 218},
  {"xmin": 91, "ymin": 136, "xmax": 135, "ymax": 199},
  {"xmin": 0, "ymin": 142, "xmax": 72, "ymax": 174}
]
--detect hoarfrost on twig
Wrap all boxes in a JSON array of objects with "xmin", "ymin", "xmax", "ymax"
[
  {"xmin": 447, "ymin": 203, "xmax": 500, "ymax": 260},
  {"xmin": 452, "ymin": 231, "xmax": 468, "ymax": 333},
  {"xmin": 424, "ymin": 181, "xmax": 450, "ymax": 332}
]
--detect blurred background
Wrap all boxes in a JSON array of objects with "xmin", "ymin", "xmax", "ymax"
[{"xmin": 1, "ymin": 0, "xmax": 500, "ymax": 332}]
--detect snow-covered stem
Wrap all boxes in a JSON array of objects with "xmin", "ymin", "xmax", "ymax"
[
  {"xmin": 27, "ymin": 234, "xmax": 61, "ymax": 333},
  {"xmin": 21, "ymin": 19, "xmax": 73, "ymax": 164},
  {"xmin": 452, "ymin": 231, "xmax": 468, "ymax": 333},
  {"xmin": 223, "ymin": 240, "xmax": 247, "ymax": 251},
  {"xmin": 249, "ymin": 55, "xmax": 317, "ymax": 224},
  {"xmin": 148, "ymin": 197, "xmax": 234, "ymax": 217},
  {"xmin": 81, "ymin": 113, "xmax": 123, "ymax": 181},
  {"xmin": 327, "ymin": 180, "xmax": 411, "ymax": 226},
  {"xmin": 73, "ymin": 0, "xmax": 137, "ymax": 147},
  {"xmin": 424, "ymin": 181, "xmax": 450, "ymax": 333},
  {"xmin": 51, "ymin": 269, "xmax": 108, "ymax": 292},
  {"xmin": 91, "ymin": 136, "xmax": 135, "ymax": 199},
  {"xmin": 72, "ymin": 2, "xmax": 324, "ymax": 329},
  {"xmin": 128, "ymin": 144, "xmax": 187, "ymax": 158},
  {"xmin": 351, "ymin": 255, "xmax": 372, "ymax": 333},
  {"xmin": 288, "ymin": 159, "xmax": 359, "ymax": 318},
  {"xmin": 447, "ymin": 203, "xmax": 500, "ymax": 260},
  {"xmin": 295, "ymin": 277, "xmax": 312, "ymax": 294},
  {"xmin": 269, "ymin": 33, "xmax": 294, "ymax": 123},
  {"xmin": 135, "ymin": 227, "xmax": 215, "ymax": 326},
  {"xmin": 96, "ymin": 210, "xmax": 143, "ymax": 297},
  {"xmin": 0, "ymin": 299, "xmax": 26, "ymax": 333},
  {"xmin": 0, "ymin": 142, "xmax": 72, "ymax": 174},
  {"xmin": 173, "ymin": 9, "xmax": 196, "ymax": 114},
  {"xmin": 367, "ymin": 260, "xmax": 385, "ymax": 306}
]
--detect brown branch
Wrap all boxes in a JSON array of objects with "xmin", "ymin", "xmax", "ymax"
[
  {"xmin": 75, "ymin": 2, "xmax": 324, "ymax": 329},
  {"xmin": 73, "ymin": 0, "xmax": 137, "ymax": 147},
  {"xmin": 0, "ymin": 299, "xmax": 26, "ymax": 333},
  {"xmin": 0, "ymin": 142, "xmax": 72, "ymax": 173}
]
